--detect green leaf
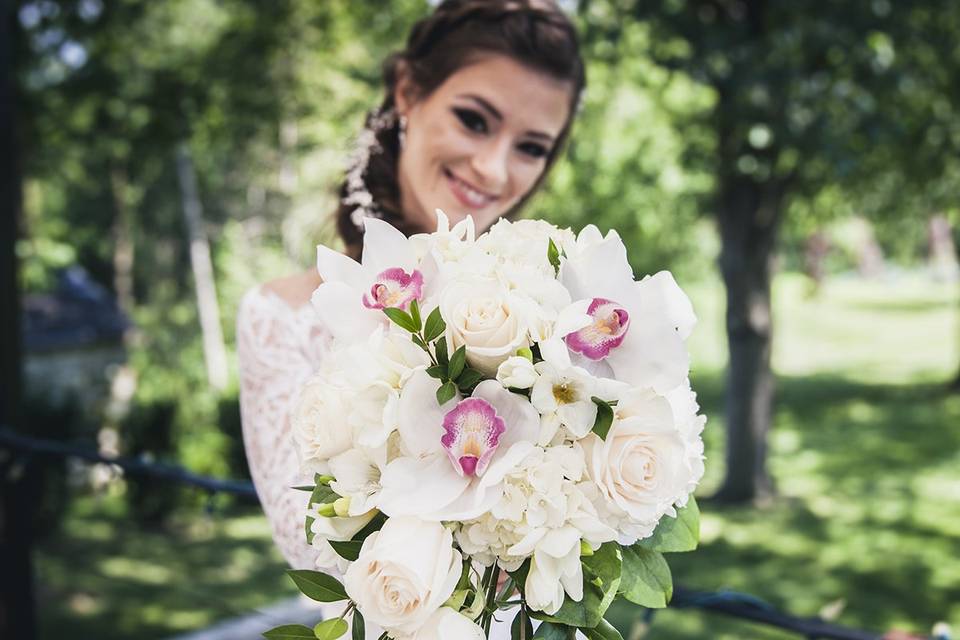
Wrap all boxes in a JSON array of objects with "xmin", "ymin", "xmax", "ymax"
[
  {"xmin": 292, "ymin": 485, "xmax": 315, "ymax": 492},
  {"xmin": 591, "ymin": 397, "xmax": 614, "ymax": 440},
  {"xmin": 436, "ymin": 381, "xmax": 457, "ymax": 406},
  {"xmin": 383, "ymin": 307, "xmax": 419, "ymax": 333},
  {"xmin": 309, "ymin": 483, "xmax": 339, "ymax": 508},
  {"xmin": 409, "ymin": 298, "xmax": 422, "ymax": 330},
  {"xmin": 512, "ymin": 606, "xmax": 534, "ymax": 640},
  {"xmin": 547, "ymin": 238, "xmax": 561, "ymax": 275},
  {"xmin": 434, "ymin": 337, "xmax": 449, "ymax": 366},
  {"xmin": 314, "ymin": 618, "xmax": 348, "ymax": 640},
  {"xmin": 426, "ymin": 365, "xmax": 448, "ymax": 380},
  {"xmin": 287, "ymin": 570, "xmax": 349, "ymax": 602},
  {"xmin": 263, "ymin": 624, "xmax": 316, "ymax": 639},
  {"xmin": 351, "ymin": 610, "xmax": 365, "ymax": 640},
  {"xmin": 353, "ymin": 511, "xmax": 387, "ymax": 542},
  {"xmin": 618, "ymin": 546, "xmax": 672, "ymax": 608},
  {"xmin": 581, "ymin": 619, "xmax": 623, "ymax": 640},
  {"xmin": 305, "ymin": 515, "xmax": 316, "ymax": 545},
  {"xmin": 638, "ymin": 497, "xmax": 700, "ymax": 553},
  {"xmin": 424, "ymin": 307, "xmax": 446, "ymax": 342},
  {"xmin": 448, "ymin": 345, "xmax": 467, "ymax": 380},
  {"xmin": 534, "ymin": 544, "xmax": 622, "ymax": 628},
  {"xmin": 456, "ymin": 368, "xmax": 484, "ymax": 391},
  {"xmin": 532, "ymin": 621, "xmax": 571, "ymax": 640},
  {"xmin": 412, "ymin": 334, "xmax": 429, "ymax": 351},
  {"xmin": 328, "ymin": 540, "xmax": 362, "ymax": 561}
]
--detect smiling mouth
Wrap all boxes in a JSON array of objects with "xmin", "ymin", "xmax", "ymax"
[{"xmin": 444, "ymin": 168, "xmax": 497, "ymax": 209}]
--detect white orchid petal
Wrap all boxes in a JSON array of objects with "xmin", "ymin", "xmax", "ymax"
[
  {"xmin": 377, "ymin": 455, "xmax": 469, "ymax": 517},
  {"xmin": 397, "ymin": 369, "xmax": 453, "ymax": 457},
  {"xmin": 361, "ymin": 217, "xmax": 416, "ymax": 274},
  {"xmin": 310, "ymin": 282, "xmax": 382, "ymax": 342}
]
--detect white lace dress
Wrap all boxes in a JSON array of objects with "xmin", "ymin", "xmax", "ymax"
[{"xmin": 237, "ymin": 285, "xmax": 518, "ymax": 638}]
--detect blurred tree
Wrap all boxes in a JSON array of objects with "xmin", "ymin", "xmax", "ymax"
[{"xmin": 599, "ymin": 0, "xmax": 942, "ymax": 501}]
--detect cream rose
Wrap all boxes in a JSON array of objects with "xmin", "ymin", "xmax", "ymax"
[
  {"xmin": 439, "ymin": 278, "xmax": 530, "ymax": 376},
  {"xmin": 344, "ymin": 517, "xmax": 462, "ymax": 638},
  {"xmin": 582, "ymin": 391, "xmax": 691, "ymax": 526},
  {"xmin": 292, "ymin": 372, "xmax": 353, "ymax": 470}
]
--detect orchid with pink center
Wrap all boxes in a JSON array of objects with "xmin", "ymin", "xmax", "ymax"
[
  {"xmin": 376, "ymin": 370, "xmax": 539, "ymax": 521},
  {"xmin": 360, "ymin": 267, "xmax": 424, "ymax": 311},
  {"xmin": 558, "ymin": 225, "xmax": 697, "ymax": 393},
  {"xmin": 312, "ymin": 217, "xmax": 426, "ymax": 343},
  {"xmin": 565, "ymin": 297, "xmax": 630, "ymax": 360},
  {"xmin": 440, "ymin": 397, "xmax": 506, "ymax": 477}
]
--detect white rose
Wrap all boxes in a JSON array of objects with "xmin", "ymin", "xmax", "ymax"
[
  {"xmin": 411, "ymin": 607, "xmax": 485, "ymax": 640},
  {"xmin": 292, "ymin": 371, "xmax": 353, "ymax": 469},
  {"xmin": 496, "ymin": 356, "xmax": 538, "ymax": 389},
  {"xmin": 583, "ymin": 391, "xmax": 692, "ymax": 525},
  {"xmin": 439, "ymin": 277, "xmax": 530, "ymax": 376},
  {"xmin": 344, "ymin": 517, "xmax": 462, "ymax": 638}
]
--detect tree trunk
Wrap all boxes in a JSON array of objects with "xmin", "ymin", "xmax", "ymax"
[
  {"xmin": 175, "ymin": 144, "xmax": 229, "ymax": 392},
  {"xmin": 713, "ymin": 174, "xmax": 784, "ymax": 503},
  {"xmin": 0, "ymin": 0, "xmax": 37, "ymax": 632},
  {"xmin": 110, "ymin": 164, "xmax": 135, "ymax": 313}
]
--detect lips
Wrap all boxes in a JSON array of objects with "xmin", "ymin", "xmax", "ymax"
[{"xmin": 444, "ymin": 168, "xmax": 497, "ymax": 210}]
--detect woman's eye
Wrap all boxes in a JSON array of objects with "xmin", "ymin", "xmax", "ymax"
[
  {"xmin": 518, "ymin": 141, "xmax": 549, "ymax": 159},
  {"xmin": 453, "ymin": 108, "xmax": 487, "ymax": 134}
]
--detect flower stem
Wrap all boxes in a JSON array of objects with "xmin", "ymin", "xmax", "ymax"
[{"xmin": 481, "ymin": 565, "xmax": 501, "ymax": 634}]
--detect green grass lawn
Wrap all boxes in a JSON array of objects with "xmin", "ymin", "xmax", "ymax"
[{"xmin": 34, "ymin": 271, "xmax": 960, "ymax": 639}]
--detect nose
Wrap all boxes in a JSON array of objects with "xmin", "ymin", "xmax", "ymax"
[{"xmin": 469, "ymin": 136, "xmax": 510, "ymax": 193}]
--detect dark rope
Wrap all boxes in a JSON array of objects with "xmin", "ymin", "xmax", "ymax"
[
  {"xmin": 0, "ymin": 427, "xmax": 258, "ymax": 500},
  {"xmin": 670, "ymin": 587, "xmax": 889, "ymax": 640}
]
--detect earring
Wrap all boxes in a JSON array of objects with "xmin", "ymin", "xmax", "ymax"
[{"xmin": 398, "ymin": 114, "xmax": 408, "ymax": 149}]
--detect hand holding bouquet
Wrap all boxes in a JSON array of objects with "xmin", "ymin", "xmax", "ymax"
[{"xmin": 268, "ymin": 212, "xmax": 706, "ymax": 640}]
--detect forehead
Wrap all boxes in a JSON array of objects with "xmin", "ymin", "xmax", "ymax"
[{"xmin": 430, "ymin": 54, "xmax": 573, "ymax": 136}]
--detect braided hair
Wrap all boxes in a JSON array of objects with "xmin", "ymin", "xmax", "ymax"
[{"xmin": 335, "ymin": 0, "xmax": 585, "ymax": 259}]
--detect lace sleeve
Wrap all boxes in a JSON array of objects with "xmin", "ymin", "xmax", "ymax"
[{"xmin": 237, "ymin": 287, "xmax": 331, "ymax": 570}]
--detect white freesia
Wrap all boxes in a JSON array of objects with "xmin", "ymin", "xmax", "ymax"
[
  {"xmin": 412, "ymin": 607, "xmax": 485, "ymax": 640},
  {"xmin": 344, "ymin": 517, "xmax": 462, "ymax": 638},
  {"xmin": 523, "ymin": 526, "xmax": 583, "ymax": 615},
  {"xmin": 530, "ymin": 361, "xmax": 599, "ymax": 441},
  {"xmin": 308, "ymin": 507, "xmax": 378, "ymax": 573},
  {"xmin": 496, "ymin": 356, "xmax": 538, "ymax": 389},
  {"xmin": 328, "ymin": 446, "xmax": 386, "ymax": 517},
  {"xmin": 440, "ymin": 277, "xmax": 531, "ymax": 376}
]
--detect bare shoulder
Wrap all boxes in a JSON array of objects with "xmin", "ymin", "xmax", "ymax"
[{"xmin": 260, "ymin": 268, "xmax": 323, "ymax": 309}]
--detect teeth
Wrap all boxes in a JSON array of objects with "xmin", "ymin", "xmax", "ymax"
[{"xmin": 451, "ymin": 173, "xmax": 492, "ymax": 207}]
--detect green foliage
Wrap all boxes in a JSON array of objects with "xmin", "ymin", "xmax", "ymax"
[
  {"xmin": 535, "ymin": 544, "xmax": 622, "ymax": 629},
  {"xmin": 287, "ymin": 570, "xmax": 349, "ymax": 603},
  {"xmin": 618, "ymin": 546, "xmax": 672, "ymax": 609},
  {"xmin": 313, "ymin": 618, "xmax": 348, "ymax": 640},
  {"xmin": 638, "ymin": 498, "xmax": 699, "ymax": 554},
  {"xmin": 590, "ymin": 397, "xmax": 614, "ymax": 440},
  {"xmin": 263, "ymin": 624, "xmax": 316, "ymax": 640}
]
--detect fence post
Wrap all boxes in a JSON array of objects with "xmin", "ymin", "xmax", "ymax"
[{"xmin": 0, "ymin": 0, "xmax": 37, "ymax": 635}]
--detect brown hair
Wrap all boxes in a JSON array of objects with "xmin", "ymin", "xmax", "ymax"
[{"xmin": 335, "ymin": 0, "xmax": 585, "ymax": 259}]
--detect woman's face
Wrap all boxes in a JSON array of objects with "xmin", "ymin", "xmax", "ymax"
[{"xmin": 395, "ymin": 54, "xmax": 573, "ymax": 233}]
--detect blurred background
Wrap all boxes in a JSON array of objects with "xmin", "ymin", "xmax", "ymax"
[{"xmin": 2, "ymin": 0, "xmax": 959, "ymax": 638}]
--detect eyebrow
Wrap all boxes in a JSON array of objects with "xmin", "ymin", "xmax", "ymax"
[{"xmin": 459, "ymin": 93, "xmax": 557, "ymax": 143}]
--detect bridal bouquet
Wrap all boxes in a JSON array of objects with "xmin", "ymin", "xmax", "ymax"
[{"xmin": 267, "ymin": 212, "xmax": 705, "ymax": 640}]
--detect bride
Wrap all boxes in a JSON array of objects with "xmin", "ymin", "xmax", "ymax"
[{"xmin": 237, "ymin": 0, "xmax": 585, "ymax": 635}]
